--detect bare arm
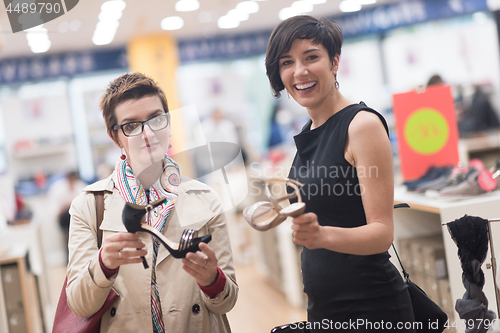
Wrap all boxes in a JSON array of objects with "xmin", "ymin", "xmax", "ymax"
[{"xmin": 292, "ymin": 111, "xmax": 394, "ymax": 255}]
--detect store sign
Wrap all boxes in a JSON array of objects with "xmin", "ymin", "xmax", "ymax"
[
  {"xmin": 0, "ymin": 48, "xmax": 127, "ymax": 85},
  {"xmin": 178, "ymin": 32, "xmax": 271, "ymax": 63},
  {"xmin": 393, "ymin": 85, "xmax": 460, "ymax": 181},
  {"xmin": 335, "ymin": 0, "xmax": 489, "ymax": 38}
]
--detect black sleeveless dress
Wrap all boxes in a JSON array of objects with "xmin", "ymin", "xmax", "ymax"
[{"xmin": 289, "ymin": 103, "xmax": 415, "ymax": 332}]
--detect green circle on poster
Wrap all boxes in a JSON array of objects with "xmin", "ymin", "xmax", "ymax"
[{"xmin": 404, "ymin": 108, "xmax": 449, "ymax": 155}]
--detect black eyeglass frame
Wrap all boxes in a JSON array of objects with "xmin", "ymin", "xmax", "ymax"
[{"xmin": 113, "ymin": 113, "xmax": 170, "ymax": 137}]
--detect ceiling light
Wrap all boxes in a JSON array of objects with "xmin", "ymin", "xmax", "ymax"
[
  {"xmin": 98, "ymin": 10, "xmax": 123, "ymax": 22},
  {"xmin": 218, "ymin": 15, "xmax": 240, "ymax": 29},
  {"xmin": 227, "ymin": 9, "xmax": 250, "ymax": 21},
  {"xmin": 69, "ymin": 20, "xmax": 81, "ymax": 31},
  {"xmin": 161, "ymin": 16, "xmax": 184, "ymax": 30},
  {"xmin": 279, "ymin": 7, "xmax": 299, "ymax": 20},
  {"xmin": 26, "ymin": 25, "xmax": 51, "ymax": 53},
  {"xmin": 235, "ymin": 1, "xmax": 259, "ymax": 14},
  {"xmin": 93, "ymin": 33, "xmax": 114, "ymax": 46},
  {"xmin": 304, "ymin": 0, "xmax": 327, "ymax": 4},
  {"xmin": 291, "ymin": 1, "xmax": 314, "ymax": 13},
  {"xmin": 357, "ymin": 0, "xmax": 376, "ymax": 4},
  {"xmin": 30, "ymin": 39, "xmax": 51, "ymax": 53},
  {"xmin": 175, "ymin": 0, "xmax": 200, "ymax": 12},
  {"xmin": 339, "ymin": 0, "xmax": 361, "ymax": 12},
  {"xmin": 101, "ymin": 0, "xmax": 126, "ymax": 13},
  {"xmin": 93, "ymin": 1, "xmax": 125, "ymax": 46},
  {"xmin": 96, "ymin": 20, "xmax": 119, "ymax": 32}
]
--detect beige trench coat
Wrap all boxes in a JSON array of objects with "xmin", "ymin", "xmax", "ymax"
[{"xmin": 66, "ymin": 174, "xmax": 238, "ymax": 333}]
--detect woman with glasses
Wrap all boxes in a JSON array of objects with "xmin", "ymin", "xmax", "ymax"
[{"xmin": 65, "ymin": 72, "xmax": 238, "ymax": 332}]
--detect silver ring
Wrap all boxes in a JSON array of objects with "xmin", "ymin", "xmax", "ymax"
[
  {"xmin": 118, "ymin": 251, "xmax": 122, "ymax": 259},
  {"xmin": 204, "ymin": 258, "xmax": 209, "ymax": 268}
]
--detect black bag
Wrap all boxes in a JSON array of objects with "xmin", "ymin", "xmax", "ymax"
[{"xmin": 392, "ymin": 243, "xmax": 448, "ymax": 332}]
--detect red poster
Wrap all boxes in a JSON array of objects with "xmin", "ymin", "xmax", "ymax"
[{"xmin": 392, "ymin": 85, "xmax": 459, "ymax": 181}]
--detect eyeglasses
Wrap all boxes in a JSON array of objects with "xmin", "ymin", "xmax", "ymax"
[{"xmin": 114, "ymin": 113, "xmax": 170, "ymax": 137}]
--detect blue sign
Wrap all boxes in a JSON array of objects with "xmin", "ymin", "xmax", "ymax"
[
  {"xmin": 178, "ymin": 31, "xmax": 271, "ymax": 63},
  {"xmin": 334, "ymin": 0, "xmax": 489, "ymax": 38},
  {"xmin": 0, "ymin": 48, "xmax": 127, "ymax": 85}
]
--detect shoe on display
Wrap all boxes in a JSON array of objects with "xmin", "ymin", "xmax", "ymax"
[
  {"xmin": 413, "ymin": 166, "xmax": 454, "ymax": 193},
  {"xmin": 404, "ymin": 166, "xmax": 452, "ymax": 191},
  {"xmin": 438, "ymin": 168, "xmax": 484, "ymax": 197}
]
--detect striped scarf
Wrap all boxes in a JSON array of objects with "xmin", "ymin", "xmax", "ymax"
[{"xmin": 113, "ymin": 154, "xmax": 181, "ymax": 333}]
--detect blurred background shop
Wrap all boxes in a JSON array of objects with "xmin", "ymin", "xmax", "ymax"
[{"xmin": 1, "ymin": 0, "xmax": 500, "ymax": 332}]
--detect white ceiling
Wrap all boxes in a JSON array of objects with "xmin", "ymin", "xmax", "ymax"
[{"xmin": 0, "ymin": 0, "xmax": 399, "ymax": 60}]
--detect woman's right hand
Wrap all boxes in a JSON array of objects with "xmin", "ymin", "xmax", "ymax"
[{"xmin": 101, "ymin": 233, "xmax": 147, "ymax": 270}]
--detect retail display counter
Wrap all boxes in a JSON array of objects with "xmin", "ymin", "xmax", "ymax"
[
  {"xmin": 394, "ymin": 186, "xmax": 500, "ymax": 333},
  {"xmin": 0, "ymin": 245, "xmax": 43, "ymax": 333},
  {"xmin": 0, "ymin": 224, "xmax": 49, "ymax": 333}
]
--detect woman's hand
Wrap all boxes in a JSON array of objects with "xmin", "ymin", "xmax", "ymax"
[
  {"xmin": 291, "ymin": 212, "xmax": 325, "ymax": 249},
  {"xmin": 182, "ymin": 242, "xmax": 218, "ymax": 287},
  {"xmin": 101, "ymin": 233, "xmax": 147, "ymax": 270}
]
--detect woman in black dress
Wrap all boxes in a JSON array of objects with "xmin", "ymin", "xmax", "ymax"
[{"xmin": 265, "ymin": 16, "xmax": 415, "ymax": 332}]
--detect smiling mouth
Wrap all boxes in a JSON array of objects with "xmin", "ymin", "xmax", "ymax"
[{"xmin": 294, "ymin": 82, "xmax": 317, "ymax": 91}]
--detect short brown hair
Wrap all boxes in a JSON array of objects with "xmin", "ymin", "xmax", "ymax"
[
  {"xmin": 265, "ymin": 15, "xmax": 343, "ymax": 98},
  {"xmin": 100, "ymin": 72, "xmax": 169, "ymax": 143}
]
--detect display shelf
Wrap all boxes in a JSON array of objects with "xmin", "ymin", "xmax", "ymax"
[
  {"xmin": 0, "ymin": 223, "xmax": 51, "ymax": 333},
  {"xmin": 458, "ymin": 130, "xmax": 500, "ymax": 166},
  {"xmin": 12, "ymin": 143, "xmax": 72, "ymax": 159},
  {"xmin": 459, "ymin": 130, "xmax": 500, "ymax": 153},
  {"xmin": 0, "ymin": 245, "xmax": 43, "ymax": 333},
  {"xmin": 393, "ymin": 186, "xmax": 500, "ymax": 333}
]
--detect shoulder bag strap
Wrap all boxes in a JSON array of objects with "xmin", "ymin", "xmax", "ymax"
[
  {"xmin": 94, "ymin": 191, "xmax": 105, "ymax": 249},
  {"xmin": 391, "ymin": 243, "xmax": 409, "ymax": 281},
  {"xmin": 393, "ymin": 203, "xmax": 410, "ymax": 281}
]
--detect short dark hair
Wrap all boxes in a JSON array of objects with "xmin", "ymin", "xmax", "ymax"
[
  {"xmin": 99, "ymin": 72, "xmax": 169, "ymax": 144},
  {"xmin": 265, "ymin": 15, "xmax": 343, "ymax": 98}
]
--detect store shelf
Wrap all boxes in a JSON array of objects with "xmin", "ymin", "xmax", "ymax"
[
  {"xmin": 459, "ymin": 130, "xmax": 500, "ymax": 153},
  {"xmin": 393, "ymin": 186, "xmax": 500, "ymax": 333},
  {"xmin": 0, "ymin": 245, "xmax": 44, "ymax": 333},
  {"xmin": 0, "ymin": 223, "xmax": 51, "ymax": 333},
  {"xmin": 12, "ymin": 143, "xmax": 72, "ymax": 159}
]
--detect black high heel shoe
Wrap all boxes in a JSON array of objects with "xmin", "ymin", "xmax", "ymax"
[{"xmin": 122, "ymin": 197, "xmax": 212, "ymax": 260}]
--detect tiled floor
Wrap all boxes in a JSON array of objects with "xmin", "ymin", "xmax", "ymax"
[{"xmin": 47, "ymin": 262, "xmax": 306, "ymax": 333}]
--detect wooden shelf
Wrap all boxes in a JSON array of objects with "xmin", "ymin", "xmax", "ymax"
[{"xmin": 0, "ymin": 245, "xmax": 43, "ymax": 333}]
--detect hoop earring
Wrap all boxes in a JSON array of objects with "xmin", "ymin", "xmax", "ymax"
[
  {"xmin": 334, "ymin": 74, "xmax": 340, "ymax": 90},
  {"xmin": 120, "ymin": 148, "xmax": 126, "ymax": 160}
]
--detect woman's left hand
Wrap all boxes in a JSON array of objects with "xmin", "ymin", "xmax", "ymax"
[
  {"xmin": 292, "ymin": 212, "xmax": 325, "ymax": 249},
  {"xmin": 182, "ymin": 242, "xmax": 219, "ymax": 286}
]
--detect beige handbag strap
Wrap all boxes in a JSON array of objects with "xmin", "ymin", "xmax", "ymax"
[{"xmin": 94, "ymin": 191, "xmax": 105, "ymax": 249}]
